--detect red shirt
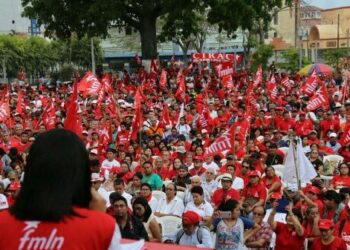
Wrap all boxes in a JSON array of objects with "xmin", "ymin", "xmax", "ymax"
[
  {"xmin": 261, "ymin": 175, "xmax": 282, "ymax": 193},
  {"xmin": 335, "ymin": 219, "xmax": 350, "ymax": 246},
  {"xmin": 311, "ymin": 236, "xmax": 347, "ymax": 250},
  {"xmin": 241, "ymin": 182, "xmax": 267, "ymax": 201},
  {"xmin": 295, "ymin": 119, "xmax": 314, "ymax": 136},
  {"xmin": 275, "ymin": 222, "xmax": 305, "ymax": 250},
  {"xmin": 212, "ymin": 188, "xmax": 240, "ymax": 207},
  {"xmin": 189, "ymin": 167, "xmax": 206, "ymax": 177},
  {"xmin": 0, "ymin": 207, "xmax": 117, "ymax": 250},
  {"xmin": 331, "ymin": 176, "xmax": 350, "ymax": 189},
  {"xmin": 276, "ymin": 118, "xmax": 295, "ymax": 133},
  {"xmin": 320, "ymin": 119, "xmax": 340, "ymax": 136}
]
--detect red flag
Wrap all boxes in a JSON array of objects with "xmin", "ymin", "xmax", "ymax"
[
  {"xmin": 134, "ymin": 87, "xmax": 143, "ymax": 110},
  {"xmin": 300, "ymin": 70, "xmax": 318, "ymax": 96},
  {"xmin": 149, "ymin": 59, "xmax": 158, "ymax": 84},
  {"xmin": 159, "ymin": 69, "xmax": 167, "ymax": 88},
  {"xmin": 221, "ymin": 75, "xmax": 234, "ymax": 90},
  {"xmin": 101, "ymin": 73, "xmax": 113, "ymax": 95},
  {"xmin": 64, "ymin": 82, "xmax": 82, "ymax": 136},
  {"xmin": 205, "ymin": 125, "xmax": 235, "ymax": 156},
  {"xmin": 340, "ymin": 125, "xmax": 350, "ymax": 146},
  {"xmin": 15, "ymin": 87, "xmax": 24, "ymax": 115},
  {"xmin": 42, "ymin": 101, "xmax": 56, "ymax": 130},
  {"xmin": 0, "ymin": 98, "xmax": 10, "ymax": 122},
  {"xmin": 175, "ymin": 69, "xmax": 186, "ymax": 102},
  {"xmin": 134, "ymin": 54, "xmax": 141, "ymax": 65},
  {"xmin": 95, "ymin": 81, "xmax": 105, "ymax": 120},
  {"xmin": 341, "ymin": 81, "xmax": 348, "ymax": 103},
  {"xmin": 307, "ymin": 83, "xmax": 329, "ymax": 111},
  {"xmin": 213, "ymin": 61, "xmax": 234, "ymax": 78},
  {"xmin": 78, "ymin": 71, "xmax": 102, "ymax": 97},
  {"xmin": 253, "ymin": 65, "xmax": 263, "ymax": 88},
  {"xmin": 129, "ymin": 107, "xmax": 143, "ymax": 141},
  {"xmin": 184, "ymin": 63, "xmax": 193, "ymax": 76},
  {"xmin": 266, "ymin": 74, "xmax": 278, "ymax": 101},
  {"xmin": 281, "ymin": 76, "xmax": 291, "ymax": 91},
  {"xmin": 105, "ymin": 96, "xmax": 119, "ymax": 119},
  {"xmin": 159, "ymin": 103, "xmax": 170, "ymax": 128}
]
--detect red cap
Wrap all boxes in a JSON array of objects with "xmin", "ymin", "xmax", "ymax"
[
  {"xmin": 305, "ymin": 185, "xmax": 320, "ymax": 195},
  {"xmin": 8, "ymin": 181, "xmax": 21, "ymax": 191},
  {"xmin": 237, "ymin": 112, "xmax": 244, "ymax": 117},
  {"xmin": 182, "ymin": 211, "xmax": 201, "ymax": 225},
  {"xmin": 193, "ymin": 155, "xmax": 203, "ymax": 161},
  {"xmin": 248, "ymin": 170, "xmax": 261, "ymax": 178},
  {"xmin": 318, "ymin": 219, "xmax": 334, "ymax": 230},
  {"xmin": 270, "ymin": 193, "xmax": 282, "ymax": 200}
]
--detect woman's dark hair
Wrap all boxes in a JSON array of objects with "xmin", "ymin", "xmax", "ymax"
[
  {"xmin": 338, "ymin": 163, "xmax": 350, "ymax": 176},
  {"xmin": 132, "ymin": 197, "xmax": 152, "ymax": 222},
  {"xmin": 10, "ymin": 129, "xmax": 91, "ymax": 221},
  {"xmin": 286, "ymin": 208, "xmax": 303, "ymax": 223},
  {"xmin": 305, "ymin": 205, "xmax": 318, "ymax": 217},
  {"xmin": 133, "ymin": 171, "xmax": 143, "ymax": 180},
  {"xmin": 218, "ymin": 199, "xmax": 239, "ymax": 212},
  {"xmin": 141, "ymin": 183, "xmax": 152, "ymax": 191},
  {"xmin": 339, "ymin": 187, "xmax": 350, "ymax": 201},
  {"xmin": 191, "ymin": 185, "xmax": 204, "ymax": 196}
]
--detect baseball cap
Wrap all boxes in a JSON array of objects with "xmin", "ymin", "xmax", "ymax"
[
  {"xmin": 221, "ymin": 173, "xmax": 233, "ymax": 181},
  {"xmin": 90, "ymin": 149, "xmax": 98, "ymax": 155},
  {"xmin": 270, "ymin": 193, "xmax": 281, "ymax": 200},
  {"xmin": 318, "ymin": 219, "xmax": 334, "ymax": 230},
  {"xmin": 182, "ymin": 211, "xmax": 201, "ymax": 225},
  {"xmin": 248, "ymin": 170, "xmax": 261, "ymax": 178},
  {"xmin": 329, "ymin": 132, "xmax": 337, "ymax": 138},
  {"xmin": 193, "ymin": 155, "xmax": 203, "ymax": 161},
  {"xmin": 305, "ymin": 185, "xmax": 320, "ymax": 195},
  {"xmin": 201, "ymin": 129, "xmax": 208, "ymax": 134}
]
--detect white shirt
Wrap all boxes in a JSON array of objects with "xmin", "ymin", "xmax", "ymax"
[
  {"xmin": 203, "ymin": 161, "xmax": 219, "ymax": 172},
  {"xmin": 172, "ymin": 227, "xmax": 213, "ymax": 248},
  {"xmin": 148, "ymin": 196, "xmax": 159, "ymax": 213},
  {"xmin": 0, "ymin": 194, "xmax": 8, "ymax": 210},
  {"xmin": 98, "ymin": 186, "xmax": 112, "ymax": 207},
  {"xmin": 202, "ymin": 179, "xmax": 219, "ymax": 195},
  {"xmin": 101, "ymin": 159, "xmax": 120, "ymax": 179},
  {"xmin": 184, "ymin": 201, "xmax": 214, "ymax": 218},
  {"xmin": 122, "ymin": 191, "xmax": 132, "ymax": 209},
  {"xmin": 156, "ymin": 196, "xmax": 184, "ymax": 217}
]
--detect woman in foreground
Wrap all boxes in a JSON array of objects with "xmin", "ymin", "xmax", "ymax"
[{"xmin": 0, "ymin": 129, "xmax": 121, "ymax": 250}]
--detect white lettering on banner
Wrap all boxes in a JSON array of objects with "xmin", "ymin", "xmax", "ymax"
[
  {"xmin": 307, "ymin": 94, "xmax": 326, "ymax": 110},
  {"xmin": 191, "ymin": 53, "xmax": 235, "ymax": 62},
  {"xmin": 19, "ymin": 221, "xmax": 64, "ymax": 250}
]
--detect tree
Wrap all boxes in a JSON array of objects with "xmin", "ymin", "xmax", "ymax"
[
  {"xmin": 251, "ymin": 44, "xmax": 274, "ymax": 71},
  {"xmin": 280, "ymin": 48, "xmax": 299, "ymax": 72},
  {"xmin": 322, "ymin": 48, "xmax": 348, "ymax": 68},
  {"xmin": 22, "ymin": 0, "xmax": 290, "ymax": 60}
]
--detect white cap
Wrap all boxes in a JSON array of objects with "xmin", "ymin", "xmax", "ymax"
[
  {"xmin": 329, "ymin": 132, "xmax": 337, "ymax": 138},
  {"xmin": 91, "ymin": 173, "xmax": 103, "ymax": 182}
]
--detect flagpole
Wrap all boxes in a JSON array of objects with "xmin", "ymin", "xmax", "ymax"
[{"xmin": 292, "ymin": 137, "xmax": 301, "ymax": 190}]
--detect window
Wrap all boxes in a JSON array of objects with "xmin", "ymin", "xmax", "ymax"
[
  {"xmin": 125, "ymin": 26, "xmax": 132, "ymax": 35},
  {"xmin": 264, "ymin": 32, "xmax": 269, "ymax": 39},
  {"xmin": 274, "ymin": 32, "xmax": 278, "ymax": 38}
]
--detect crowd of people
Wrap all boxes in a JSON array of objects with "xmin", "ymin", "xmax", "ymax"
[{"xmin": 0, "ymin": 60, "xmax": 350, "ymax": 249}]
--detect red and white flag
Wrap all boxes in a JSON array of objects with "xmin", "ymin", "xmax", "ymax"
[
  {"xmin": 175, "ymin": 69, "xmax": 186, "ymax": 102},
  {"xmin": 64, "ymin": 82, "xmax": 82, "ymax": 137},
  {"xmin": 213, "ymin": 61, "xmax": 234, "ymax": 78},
  {"xmin": 266, "ymin": 74, "xmax": 278, "ymax": 101},
  {"xmin": 15, "ymin": 87, "xmax": 25, "ymax": 115},
  {"xmin": 159, "ymin": 69, "xmax": 167, "ymax": 88},
  {"xmin": 78, "ymin": 71, "xmax": 102, "ymax": 97},
  {"xmin": 306, "ymin": 83, "xmax": 329, "ymax": 111},
  {"xmin": 300, "ymin": 70, "xmax": 318, "ymax": 96},
  {"xmin": 184, "ymin": 63, "xmax": 193, "ymax": 76},
  {"xmin": 0, "ymin": 98, "xmax": 10, "ymax": 122},
  {"xmin": 221, "ymin": 75, "xmax": 234, "ymax": 90},
  {"xmin": 42, "ymin": 101, "xmax": 56, "ymax": 130},
  {"xmin": 149, "ymin": 59, "xmax": 158, "ymax": 84},
  {"xmin": 206, "ymin": 125, "xmax": 235, "ymax": 156},
  {"xmin": 253, "ymin": 65, "xmax": 263, "ymax": 88},
  {"xmin": 281, "ymin": 76, "xmax": 291, "ymax": 91},
  {"xmin": 129, "ymin": 107, "xmax": 143, "ymax": 141},
  {"xmin": 340, "ymin": 125, "xmax": 350, "ymax": 146}
]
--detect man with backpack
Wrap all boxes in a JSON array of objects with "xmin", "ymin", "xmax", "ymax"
[{"xmin": 166, "ymin": 210, "xmax": 212, "ymax": 248}]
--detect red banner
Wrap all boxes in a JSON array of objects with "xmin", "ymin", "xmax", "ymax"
[
  {"xmin": 191, "ymin": 53, "xmax": 235, "ymax": 62},
  {"xmin": 213, "ymin": 61, "xmax": 234, "ymax": 78}
]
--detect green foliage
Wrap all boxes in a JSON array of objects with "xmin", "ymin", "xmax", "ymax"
[
  {"xmin": 0, "ymin": 34, "xmax": 102, "ymax": 80},
  {"xmin": 251, "ymin": 44, "xmax": 274, "ymax": 72},
  {"xmin": 22, "ymin": 0, "xmax": 291, "ymax": 59},
  {"xmin": 278, "ymin": 48, "xmax": 299, "ymax": 72},
  {"xmin": 322, "ymin": 48, "xmax": 348, "ymax": 68}
]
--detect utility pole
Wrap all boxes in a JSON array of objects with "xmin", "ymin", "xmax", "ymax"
[
  {"xmin": 2, "ymin": 59, "xmax": 6, "ymax": 83},
  {"xmin": 91, "ymin": 38, "xmax": 96, "ymax": 74},
  {"xmin": 294, "ymin": 0, "xmax": 299, "ymax": 47},
  {"xmin": 337, "ymin": 14, "xmax": 340, "ymax": 71}
]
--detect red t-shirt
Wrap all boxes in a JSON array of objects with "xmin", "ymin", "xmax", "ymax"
[
  {"xmin": 241, "ymin": 182, "xmax": 267, "ymax": 201},
  {"xmin": 212, "ymin": 188, "xmax": 240, "ymax": 207},
  {"xmin": 311, "ymin": 236, "xmax": 347, "ymax": 250},
  {"xmin": 261, "ymin": 176, "xmax": 282, "ymax": 193},
  {"xmin": 335, "ymin": 219, "xmax": 350, "ymax": 246},
  {"xmin": 331, "ymin": 176, "xmax": 350, "ymax": 189},
  {"xmin": 275, "ymin": 222, "xmax": 305, "ymax": 250},
  {"xmin": 0, "ymin": 207, "xmax": 117, "ymax": 250}
]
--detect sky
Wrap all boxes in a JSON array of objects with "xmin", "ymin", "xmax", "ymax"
[{"xmin": 305, "ymin": 0, "xmax": 350, "ymax": 9}]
